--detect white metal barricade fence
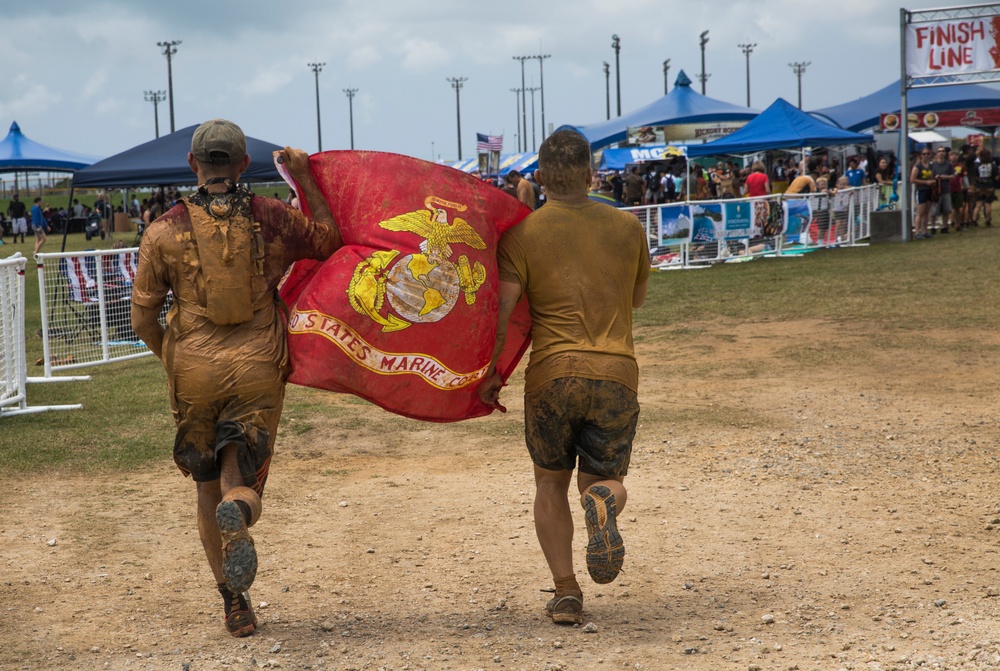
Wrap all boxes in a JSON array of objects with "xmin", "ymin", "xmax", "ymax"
[
  {"xmin": 1, "ymin": 253, "xmax": 86, "ymax": 417},
  {"xmin": 625, "ymin": 185, "xmax": 876, "ymax": 269},
  {"xmin": 35, "ymin": 248, "xmax": 155, "ymax": 378}
]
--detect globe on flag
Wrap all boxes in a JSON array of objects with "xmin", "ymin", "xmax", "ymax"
[{"xmin": 278, "ymin": 150, "xmax": 532, "ymax": 422}]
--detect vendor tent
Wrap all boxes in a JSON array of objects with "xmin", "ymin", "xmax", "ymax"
[
  {"xmin": 600, "ymin": 144, "xmax": 688, "ymax": 170},
  {"xmin": 72, "ymin": 125, "xmax": 283, "ymax": 188},
  {"xmin": 449, "ymin": 152, "xmax": 538, "ymax": 176},
  {"xmin": 687, "ymin": 98, "xmax": 872, "ymax": 158},
  {"xmin": 811, "ymin": 79, "xmax": 1000, "ymax": 132},
  {"xmin": 556, "ymin": 70, "xmax": 758, "ymax": 149},
  {"xmin": 0, "ymin": 121, "xmax": 99, "ymax": 171}
]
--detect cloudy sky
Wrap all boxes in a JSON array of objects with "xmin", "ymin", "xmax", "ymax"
[{"xmin": 3, "ymin": 0, "xmax": 969, "ymax": 164}]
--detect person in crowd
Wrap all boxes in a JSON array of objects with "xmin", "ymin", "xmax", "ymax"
[
  {"xmin": 713, "ymin": 162, "xmax": 737, "ymax": 199},
  {"xmin": 477, "ymin": 129, "xmax": 648, "ymax": 626},
  {"xmin": 505, "ymin": 170, "xmax": 537, "ymax": 210},
  {"xmin": 785, "ymin": 160, "xmax": 818, "ymax": 195},
  {"xmin": 526, "ymin": 172, "xmax": 544, "ymax": 208},
  {"xmin": 609, "ymin": 170, "xmax": 623, "ymax": 205},
  {"xmin": 931, "ymin": 146, "xmax": 955, "ymax": 233},
  {"xmin": 910, "ymin": 147, "xmax": 936, "ymax": 238},
  {"xmin": 30, "ymin": 197, "xmax": 48, "ymax": 255},
  {"xmin": 845, "ymin": 158, "xmax": 866, "ymax": 187},
  {"xmin": 962, "ymin": 144, "xmax": 978, "ymax": 224},
  {"xmin": 623, "ymin": 167, "xmax": 643, "ymax": 206},
  {"xmin": 661, "ymin": 170, "xmax": 677, "ymax": 202},
  {"xmin": 642, "ymin": 168, "xmax": 660, "ymax": 205},
  {"xmin": 72, "ymin": 198, "xmax": 84, "ymax": 219},
  {"xmin": 831, "ymin": 175, "xmax": 852, "ymax": 241},
  {"xmin": 949, "ymin": 150, "xmax": 967, "ymax": 231},
  {"xmin": 874, "ymin": 156, "xmax": 894, "ymax": 207},
  {"xmin": 7, "ymin": 193, "xmax": 27, "ymax": 244},
  {"xmin": 972, "ymin": 147, "xmax": 997, "ymax": 228},
  {"xmin": 744, "ymin": 161, "xmax": 770, "ymax": 198},
  {"xmin": 131, "ymin": 119, "xmax": 344, "ymax": 638}
]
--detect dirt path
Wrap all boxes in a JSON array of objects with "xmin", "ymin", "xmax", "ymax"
[{"xmin": 5, "ymin": 319, "xmax": 1000, "ymax": 670}]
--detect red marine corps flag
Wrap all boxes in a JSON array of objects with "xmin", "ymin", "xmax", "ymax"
[{"xmin": 278, "ymin": 151, "xmax": 532, "ymax": 422}]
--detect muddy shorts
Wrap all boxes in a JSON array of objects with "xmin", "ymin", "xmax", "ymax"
[
  {"xmin": 171, "ymin": 385, "xmax": 285, "ymax": 496},
  {"xmin": 976, "ymin": 186, "xmax": 996, "ymax": 203},
  {"xmin": 524, "ymin": 377, "xmax": 639, "ymax": 477}
]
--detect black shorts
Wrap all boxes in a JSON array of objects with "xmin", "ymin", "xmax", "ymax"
[
  {"xmin": 524, "ymin": 377, "xmax": 639, "ymax": 477},
  {"xmin": 915, "ymin": 189, "xmax": 933, "ymax": 205}
]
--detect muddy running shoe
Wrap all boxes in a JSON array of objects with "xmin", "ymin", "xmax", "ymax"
[
  {"xmin": 217, "ymin": 500, "xmax": 257, "ymax": 594},
  {"xmin": 583, "ymin": 485, "xmax": 624, "ymax": 584},
  {"xmin": 545, "ymin": 592, "xmax": 584, "ymax": 625},
  {"xmin": 220, "ymin": 586, "xmax": 258, "ymax": 637}
]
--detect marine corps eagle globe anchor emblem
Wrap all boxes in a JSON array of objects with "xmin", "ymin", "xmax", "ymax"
[{"xmin": 347, "ymin": 196, "xmax": 487, "ymax": 332}]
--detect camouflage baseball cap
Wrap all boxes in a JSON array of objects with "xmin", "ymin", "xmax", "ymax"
[{"xmin": 191, "ymin": 119, "xmax": 246, "ymax": 165}]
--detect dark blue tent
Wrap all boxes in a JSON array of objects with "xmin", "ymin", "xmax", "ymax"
[
  {"xmin": 0, "ymin": 121, "xmax": 99, "ymax": 171},
  {"xmin": 72, "ymin": 124, "xmax": 283, "ymax": 188},
  {"xmin": 556, "ymin": 71, "xmax": 759, "ymax": 149},
  {"xmin": 811, "ymin": 80, "xmax": 1000, "ymax": 132},
  {"xmin": 688, "ymin": 98, "xmax": 872, "ymax": 157}
]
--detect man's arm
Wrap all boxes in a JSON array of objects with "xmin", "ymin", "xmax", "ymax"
[
  {"xmin": 132, "ymin": 302, "xmax": 165, "ymax": 359},
  {"xmin": 276, "ymin": 146, "xmax": 343, "ymax": 249},
  {"xmin": 476, "ymin": 279, "xmax": 522, "ymax": 411},
  {"xmin": 632, "ymin": 280, "xmax": 648, "ymax": 308}
]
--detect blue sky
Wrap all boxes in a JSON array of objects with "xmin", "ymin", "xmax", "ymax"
[{"xmin": 3, "ymin": 0, "xmax": 970, "ymax": 163}]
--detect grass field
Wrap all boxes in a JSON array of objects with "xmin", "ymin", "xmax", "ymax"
[{"xmin": 2, "ymin": 225, "xmax": 999, "ymax": 475}]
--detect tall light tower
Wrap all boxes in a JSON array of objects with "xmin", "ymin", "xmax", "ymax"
[
  {"xmin": 512, "ymin": 56, "xmax": 530, "ymax": 152},
  {"xmin": 526, "ymin": 86, "xmax": 540, "ymax": 151},
  {"xmin": 510, "ymin": 88, "xmax": 521, "ymax": 152},
  {"xmin": 611, "ymin": 34, "xmax": 621, "ymax": 117},
  {"xmin": 789, "ymin": 61, "xmax": 810, "ymax": 109},
  {"xmin": 144, "ymin": 90, "xmax": 166, "ymax": 138},
  {"xmin": 603, "ymin": 61, "xmax": 611, "ymax": 121},
  {"xmin": 738, "ymin": 42, "xmax": 757, "ymax": 108},
  {"xmin": 663, "ymin": 58, "xmax": 671, "ymax": 95},
  {"xmin": 698, "ymin": 30, "xmax": 710, "ymax": 95},
  {"xmin": 156, "ymin": 40, "xmax": 181, "ymax": 133},
  {"xmin": 308, "ymin": 62, "xmax": 325, "ymax": 151},
  {"xmin": 343, "ymin": 88, "xmax": 358, "ymax": 150},
  {"xmin": 446, "ymin": 77, "xmax": 468, "ymax": 160},
  {"xmin": 531, "ymin": 54, "xmax": 551, "ymax": 141}
]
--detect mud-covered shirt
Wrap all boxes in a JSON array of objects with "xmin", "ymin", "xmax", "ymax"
[
  {"xmin": 133, "ymin": 196, "xmax": 340, "ymax": 403},
  {"xmin": 497, "ymin": 199, "xmax": 650, "ymax": 393}
]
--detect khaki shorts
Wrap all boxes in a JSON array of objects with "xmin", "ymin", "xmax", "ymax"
[
  {"xmin": 524, "ymin": 377, "xmax": 639, "ymax": 477},
  {"xmin": 172, "ymin": 385, "xmax": 285, "ymax": 495}
]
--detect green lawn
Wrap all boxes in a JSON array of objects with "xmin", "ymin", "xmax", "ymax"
[{"xmin": 2, "ymin": 225, "xmax": 998, "ymax": 475}]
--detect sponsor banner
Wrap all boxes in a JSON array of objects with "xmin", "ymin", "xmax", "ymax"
[
  {"xmin": 685, "ymin": 201, "xmax": 766, "ymax": 245},
  {"xmin": 628, "ymin": 122, "xmax": 745, "ymax": 144},
  {"xmin": 881, "ymin": 108, "xmax": 1000, "ymax": 130},
  {"xmin": 905, "ymin": 17, "xmax": 1000, "ymax": 78},
  {"xmin": 723, "ymin": 202, "xmax": 753, "ymax": 240},
  {"xmin": 783, "ymin": 199, "xmax": 813, "ymax": 240},
  {"xmin": 658, "ymin": 204, "xmax": 691, "ymax": 246}
]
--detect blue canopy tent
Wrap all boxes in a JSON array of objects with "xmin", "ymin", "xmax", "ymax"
[
  {"xmin": 556, "ymin": 71, "xmax": 759, "ymax": 149},
  {"xmin": 600, "ymin": 145, "xmax": 688, "ymax": 170},
  {"xmin": 688, "ymin": 98, "xmax": 873, "ymax": 158},
  {"xmin": 448, "ymin": 152, "xmax": 538, "ymax": 177},
  {"xmin": 0, "ymin": 121, "xmax": 100, "ymax": 172},
  {"xmin": 72, "ymin": 124, "xmax": 282, "ymax": 188},
  {"xmin": 811, "ymin": 80, "xmax": 1000, "ymax": 132}
]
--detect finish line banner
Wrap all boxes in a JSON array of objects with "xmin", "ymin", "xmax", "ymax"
[
  {"xmin": 278, "ymin": 151, "xmax": 533, "ymax": 423},
  {"xmin": 905, "ymin": 17, "xmax": 1000, "ymax": 77}
]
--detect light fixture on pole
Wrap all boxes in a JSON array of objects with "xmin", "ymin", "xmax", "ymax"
[
  {"xmin": 789, "ymin": 61, "xmax": 810, "ymax": 109},
  {"xmin": 663, "ymin": 58, "xmax": 671, "ymax": 95},
  {"xmin": 526, "ymin": 86, "xmax": 540, "ymax": 151},
  {"xmin": 531, "ymin": 54, "xmax": 551, "ymax": 140},
  {"xmin": 698, "ymin": 30, "xmax": 710, "ymax": 95},
  {"xmin": 308, "ymin": 62, "xmax": 325, "ymax": 152},
  {"xmin": 144, "ymin": 90, "xmax": 166, "ymax": 138},
  {"xmin": 446, "ymin": 77, "xmax": 468, "ymax": 160},
  {"xmin": 343, "ymin": 88, "xmax": 358, "ymax": 150},
  {"xmin": 510, "ymin": 88, "xmax": 522, "ymax": 152},
  {"xmin": 603, "ymin": 61, "xmax": 610, "ymax": 121},
  {"xmin": 156, "ymin": 40, "xmax": 181, "ymax": 133},
  {"xmin": 611, "ymin": 34, "xmax": 621, "ymax": 117},
  {"xmin": 512, "ymin": 56, "xmax": 530, "ymax": 152},
  {"xmin": 738, "ymin": 42, "xmax": 756, "ymax": 108}
]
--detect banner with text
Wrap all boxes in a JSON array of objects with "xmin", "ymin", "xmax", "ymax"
[
  {"xmin": 881, "ymin": 108, "xmax": 1000, "ymax": 130},
  {"xmin": 905, "ymin": 17, "xmax": 1000, "ymax": 78}
]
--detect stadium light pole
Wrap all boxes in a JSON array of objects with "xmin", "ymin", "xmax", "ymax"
[
  {"xmin": 738, "ymin": 42, "xmax": 756, "ymax": 108},
  {"xmin": 144, "ymin": 90, "xmax": 166, "ymax": 138},
  {"xmin": 510, "ymin": 88, "xmax": 521, "ymax": 152},
  {"xmin": 526, "ymin": 86, "xmax": 540, "ymax": 151},
  {"xmin": 698, "ymin": 30, "xmax": 710, "ymax": 95},
  {"xmin": 789, "ymin": 61, "xmax": 810, "ymax": 109},
  {"xmin": 513, "ymin": 56, "xmax": 530, "ymax": 152},
  {"xmin": 308, "ymin": 62, "xmax": 325, "ymax": 152},
  {"xmin": 157, "ymin": 40, "xmax": 181, "ymax": 133},
  {"xmin": 611, "ymin": 34, "xmax": 621, "ymax": 117},
  {"xmin": 447, "ymin": 77, "xmax": 468, "ymax": 160},
  {"xmin": 532, "ymin": 54, "xmax": 551, "ymax": 141},
  {"xmin": 663, "ymin": 58, "xmax": 671, "ymax": 95},
  {"xmin": 603, "ymin": 61, "xmax": 610, "ymax": 120},
  {"xmin": 343, "ymin": 88, "xmax": 358, "ymax": 150}
]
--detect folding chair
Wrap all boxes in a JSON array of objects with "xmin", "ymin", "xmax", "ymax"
[{"xmin": 49, "ymin": 256, "xmax": 102, "ymax": 344}]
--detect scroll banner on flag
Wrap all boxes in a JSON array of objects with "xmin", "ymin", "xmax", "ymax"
[
  {"xmin": 278, "ymin": 151, "xmax": 533, "ymax": 422},
  {"xmin": 905, "ymin": 17, "xmax": 1000, "ymax": 78}
]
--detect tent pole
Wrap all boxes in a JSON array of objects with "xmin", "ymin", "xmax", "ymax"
[
  {"xmin": 899, "ymin": 8, "xmax": 911, "ymax": 243},
  {"xmin": 62, "ymin": 185, "xmax": 75, "ymax": 253}
]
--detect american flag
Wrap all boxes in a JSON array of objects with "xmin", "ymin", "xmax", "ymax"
[{"xmin": 476, "ymin": 133, "xmax": 503, "ymax": 152}]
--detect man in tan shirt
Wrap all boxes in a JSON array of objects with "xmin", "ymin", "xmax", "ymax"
[
  {"xmin": 132, "ymin": 119, "xmax": 342, "ymax": 637},
  {"xmin": 478, "ymin": 129, "xmax": 649, "ymax": 625},
  {"xmin": 505, "ymin": 170, "xmax": 536, "ymax": 209}
]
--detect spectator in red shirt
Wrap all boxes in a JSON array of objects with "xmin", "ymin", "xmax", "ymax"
[{"xmin": 744, "ymin": 161, "xmax": 770, "ymax": 198}]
